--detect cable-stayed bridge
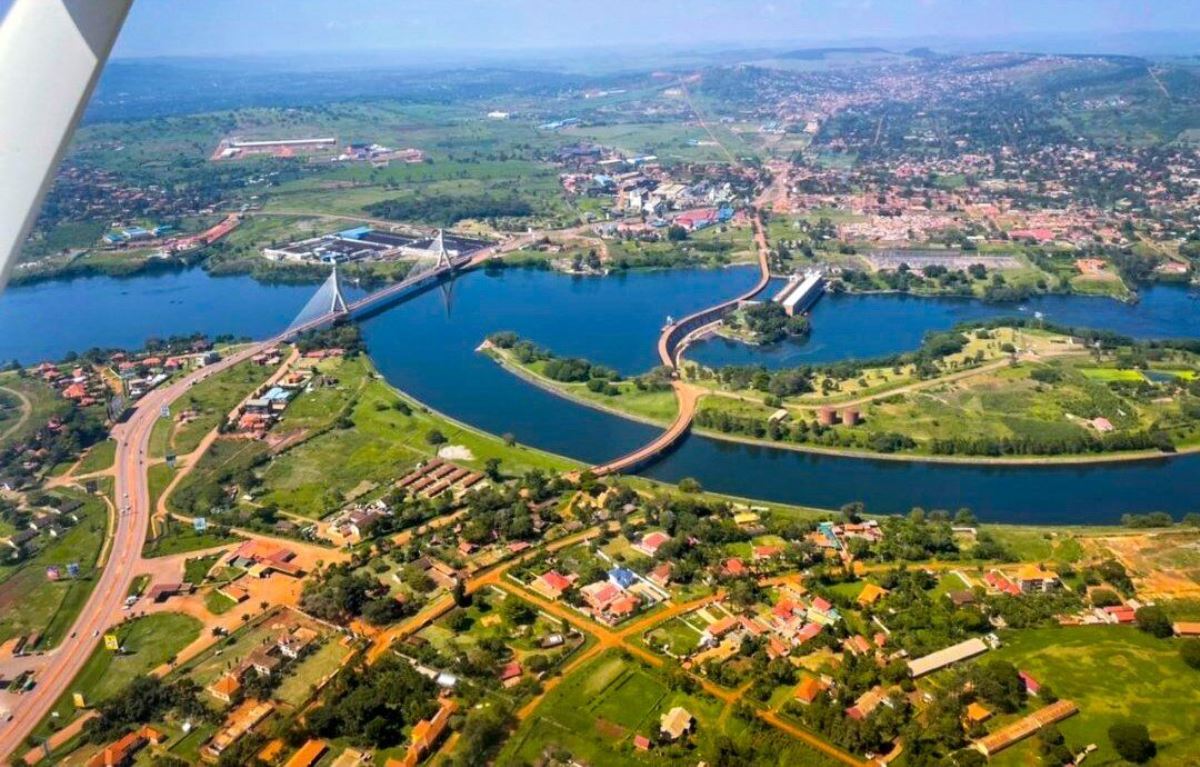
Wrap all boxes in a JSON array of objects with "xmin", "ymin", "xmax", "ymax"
[{"xmin": 286, "ymin": 229, "xmax": 478, "ymax": 338}]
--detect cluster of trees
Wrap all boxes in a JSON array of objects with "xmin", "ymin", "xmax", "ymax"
[
  {"xmin": 0, "ymin": 401, "xmax": 107, "ymax": 490},
  {"xmin": 488, "ymin": 332, "xmax": 622, "ymax": 394},
  {"xmin": 365, "ymin": 193, "xmax": 533, "ymax": 227},
  {"xmin": 300, "ymin": 567, "xmax": 409, "ymax": 626},
  {"xmin": 83, "ymin": 676, "xmax": 210, "ymax": 745},
  {"xmin": 306, "ymin": 657, "xmax": 439, "ymax": 748},
  {"xmin": 929, "ymin": 428, "xmax": 1173, "ymax": 457},
  {"xmin": 694, "ymin": 406, "xmax": 915, "ymax": 454},
  {"xmin": 294, "ymin": 322, "xmax": 365, "ymax": 357},
  {"xmin": 732, "ymin": 302, "xmax": 811, "ymax": 345}
]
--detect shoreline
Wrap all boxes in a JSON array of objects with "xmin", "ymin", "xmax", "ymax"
[{"xmin": 483, "ymin": 342, "xmax": 1200, "ymax": 468}]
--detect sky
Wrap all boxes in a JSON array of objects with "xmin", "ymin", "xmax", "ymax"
[{"xmin": 2, "ymin": 0, "xmax": 1197, "ymax": 59}]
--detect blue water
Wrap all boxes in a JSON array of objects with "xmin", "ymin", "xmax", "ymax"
[
  {"xmin": 0, "ymin": 268, "xmax": 363, "ymax": 364},
  {"xmin": 2, "ymin": 265, "xmax": 1198, "ymax": 524},
  {"xmin": 688, "ymin": 284, "xmax": 1200, "ymax": 368}
]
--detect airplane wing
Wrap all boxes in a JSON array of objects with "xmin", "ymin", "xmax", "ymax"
[{"xmin": 0, "ymin": 0, "xmax": 132, "ymax": 292}]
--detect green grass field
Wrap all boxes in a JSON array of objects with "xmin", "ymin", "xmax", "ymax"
[
  {"xmin": 258, "ymin": 355, "xmax": 580, "ymax": 518},
  {"xmin": 0, "ymin": 490, "xmax": 109, "ymax": 648},
  {"xmin": 35, "ymin": 613, "xmax": 202, "ymax": 740},
  {"xmin": 75, "ymin": 440, "xmax": 116, "ymax": 474},
  {"xmin": 151, "ymin": 357, "xmax": 277, "ymax": 458},
  {"xmin": 498, "ymin": 650, "xmax": 840, "ymax": 767},
  {"xmin": 988, "ymin": 626, "xmax": 1200, "ymax": 766}
]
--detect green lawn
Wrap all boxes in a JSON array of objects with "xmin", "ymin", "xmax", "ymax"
[
  {"xmin": 273, "ymin": 640, "xmax": 351, "ymax": 707},
  {"xmin": 155, "ymin": 357, "xmax": 277, "ymax": 457},
  {"xmin": 988, "ymin": 626, "xmax": 1200, "ymax": 766},
  {"xmin": 0, "ymin": 490, "xmax": 109, "ymax": 648},
  {"xmin": 259, "ymin": 355, "xmax": 580, "ymax": 518},
  {"xmin": 497, "ymin": 650, "xmax": 839, "ymax": 767},
  {"xmin": 75, "ymin": 440, "xmax": 116, "ymax": 474},
  {"xmin": 485, "ymin": 346, "xmax": 679, "ymax": 425},
  {"xmin": 143, "ymin": 515, "xmax": 240, "ymax": 558},
  {"xmin": 0, "ymin": 373, "xmax": 69, "ymax": 450},
  {"xmin": 35, "ymin": 613, "xmax": 202, "ymax": 739},
  {"xmin": 204, "ymin": 590, "xmax": 238, "ymax": 615},
  {"xmin": 183, "ymin": 554, "xmax": 221, "ymax": 585}
]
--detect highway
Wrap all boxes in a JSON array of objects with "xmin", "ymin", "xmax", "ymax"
[
  {"xmin": 0, "ymin": 240, "xmax": 514, "ymax": 762},
  {"xmin": 0, "ymin": 344, "xmax": 264, "ymax": 763}
]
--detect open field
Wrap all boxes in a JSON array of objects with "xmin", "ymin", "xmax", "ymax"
[
  {"xmin": 0, "ymin": 490, "xmax": 109, "ymax": 649},
  {"xmin": 498, "ymin": 650, "xmax": 840, "ymax": 767},
  {"xmin": 149, "ymin": 357, "xmax": 277, "ymax": 459},
  {"xmin": 34, "ymin": 613, "xmax": 202, "ymax": 740},
  {"xmin": 988, "ymin": 626, "xmax": 1200, "ymax": 766},
  {"xmin": 257, "ymin": 354, "xmax": 580, "ymax": 518}
]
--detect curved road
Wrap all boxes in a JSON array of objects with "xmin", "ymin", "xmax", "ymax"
[
  {"xmin": 0, "ymin": 244, "xmax": 514, "ymax": 761},
  {"xmin": 0, "ymin": 345, "xmax": 265, "ymax": 762}
]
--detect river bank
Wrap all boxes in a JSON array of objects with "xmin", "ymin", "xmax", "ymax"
[{"xmin": 483, "ymin": 339, "xmax": 1200, "ymax": 467}]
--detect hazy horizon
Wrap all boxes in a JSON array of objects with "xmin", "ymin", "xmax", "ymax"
[{"xmin": 3, "ymin": 0, "xmax": 1199, "ymax": 61}]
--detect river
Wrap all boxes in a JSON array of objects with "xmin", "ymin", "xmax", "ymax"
[{"xmin": 1, "ymin": 264, "xmax": 1197, "ymax": 524}]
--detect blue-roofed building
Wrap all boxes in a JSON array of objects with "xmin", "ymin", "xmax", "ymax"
[
  {"xmin": 263, "ymin": 386, "xmax": 293, "ymax": 402},
  {"xmin": 817, "ymin": 521, "xmax": 842, "ymax": 550},
  {"xmin": 608, "ymin": 567, "xmax": 638, "ymax": 590},
  {"xmin": 338, "ymin": 226, "xmax": 372, "ymax": 240}
]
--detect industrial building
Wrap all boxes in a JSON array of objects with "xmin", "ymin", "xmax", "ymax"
[
  {"xmin": 262, "ymin": 226, "xmax": 488, "ymax": 264},
  {"xmin": 774, "ymin": 269, "xmax": 825, "ymax": 316}
]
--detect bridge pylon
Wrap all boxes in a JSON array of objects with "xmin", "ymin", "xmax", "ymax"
[
  {"xmin": 433, "ymin": 229, "xmax": 452, "ymax": 270},
  {"xmin": 329, "ymin": 263, "xmax": 349, "ymax": 315}
]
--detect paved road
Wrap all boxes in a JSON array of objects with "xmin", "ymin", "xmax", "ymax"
[{"xmin": 0, "ymin": 346, "xmax": 262, "ymax": 762}]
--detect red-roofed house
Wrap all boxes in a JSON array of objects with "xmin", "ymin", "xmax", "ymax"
[{"xmin": 634, "ymin": 531, "xmax": 671, "ymax": 556}]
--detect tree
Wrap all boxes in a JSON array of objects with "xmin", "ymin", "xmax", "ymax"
[
  {"xmin": 1134, "ymin": 605, "xmax": 1173, "ymax": 638},
  {"xmin": 1180, "ymin": 639, "xmax": 1200, "ymax": 670},
  {"xmin": 425, "ymin": 429, "xmax": 447, "ymax": 446},
  {"xmin": 1108, "ymin": 721, "xmax": 1156, "ymax": 763},
  {"xmin": 678, "ymin": 477, "xmax": 702, "ymax": 494}
]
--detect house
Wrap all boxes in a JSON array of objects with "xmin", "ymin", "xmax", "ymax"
[
  {"xmin": 1014, "ymin": 565, "xmax": 1059, "ymax": 593},
  {"xmin": 984, "ymin": 570, "xmax": 1021, "ymax": 596},
  {"xmin": 208, "ymin": 673, "xmax": 242, "ymax": 703},
  {"xmin": 85, "ymin": 726, "xmax": 163, "ymax": 767},
  {"xmin": 581, "ymin": 581, "xmax": 622, "ymax": 612},
  {"xmin": 1018, "ymin": 670, "xmax": 1041, "ymax": 696},
  {"xmin": 146, "ymin": 582, "xmax": 183, "ymax": 603},
  {"xmin": 974, "ymin": 700, "xmax": 1079, "ymax": 757},
  {"xmin": 720, "ymin": 558, "xmax": 747, "ymax": 577},
  {"xmin": 530, "ymin": 570, "xmax": 574, "ymax": 600},
  {"xmin": 648, "ymin": 562, "xmax": 672, "ymax": 588},
  {"xmin": 499, "ymin": 661, "xmax": 523, "ymax": 688},
  {"xmin": 205, "ymin": 700, "xmax": 274, "ymax": 759},
  {"xmin": 659, "ymin": 706, "xmax": 694, "ymax": 741},
  {"xmin": 634, "ymin": 734, "xmax": 652, "ymax": 751},
  {"xmin": 702, "ymin": 615, "xmax": 739, "ymax": 644},
  {"xmin": 846, "ymin": 686, "xmax": 889, "ymax": 720},
  {"xmin": 907, "ymin": 637, "xmax": 990, "ymax": 678},
  {"xmin": 397, "ymin": 699, "xmax": 458, "ymax": 767},
  {"xmin": 966, "ymin": 702, "xmax": 993, "ymax": 725},
  {"xmin": 219, "ymin": 584, "xmax": 250, "ymax": 603},
  {"xmin": 794, "ymin": 676, "xmax": 827, "ymax": 705},
  {"xmin": 634, "ymin": 531, "xmax": 671, "ymax": 557},
  {"xmin": 1091, "ymin": 417, "xmax": 1115, "ymax": 433},
  {"xmin": 278, "ymin": 626, "xmax": 320, "ymax": 659},
  {"xmin": 856, "ymin": 583, "xmax": 889, "ymax": 607},
  {"xmin": 608, "ymin": 566, "xmax": 638, "ymax": 590},
  {"xmin": 752, "ymin": 545, "xmax": 783, "ymax": 561},
  {"xmin": 947, "ymin": 589, "xmax": 977, "ymax": 608},
  {"xmin": 245, "ymin": 649, "xmax": 282, "ymax": 677},
  {"xmin": 1174, "ymin": 621, "xmax": 1200, "ymax": 637},
  {"xmin": 228, "ymin": 539, "xmax": 302, "ymax": 577},
  {"xmin": 284, "ymin": 740, "xmax": 328, "ymax": 767}
]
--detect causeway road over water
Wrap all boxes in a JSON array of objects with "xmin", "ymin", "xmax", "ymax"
[{"xmin": 593, "ymin": 214, "xmax": 772, "ymax": 477}]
